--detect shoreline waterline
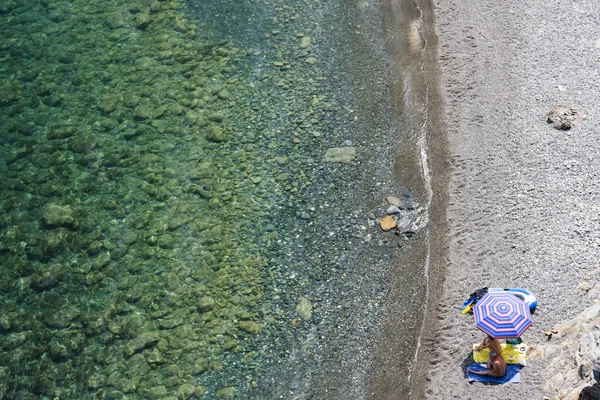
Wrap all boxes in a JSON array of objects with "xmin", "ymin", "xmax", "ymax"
[{"xmin": 366, "ymin": 0, "xmax": 450, "ymax": 398}]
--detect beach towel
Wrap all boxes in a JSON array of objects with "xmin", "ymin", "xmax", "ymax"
[
  {"xmin": 473, "ymin": 343, "xmax": 527, "ymax": 366},
  {"xmin": 467, "ymin": 363, "xmax": 522, "ymax": 384}
]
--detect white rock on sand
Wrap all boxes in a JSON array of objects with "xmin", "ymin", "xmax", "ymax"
[{"xmin": 421, "ymin": 0, "xmax": 600, "ymax": 399}]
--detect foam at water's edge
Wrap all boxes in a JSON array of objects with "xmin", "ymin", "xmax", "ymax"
[
  {"xmin": 408, "ymin": 0, "xmax": 451, "ymax": 398},
  {"xmin": 364, "ymin": 0, "xmax": 450, "ymax": 397}
]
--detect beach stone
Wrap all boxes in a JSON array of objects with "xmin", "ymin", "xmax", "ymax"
[
  {"xmin": 296, "ymin": 297, "xmax": 312, "ymax": 320},
  {"xmin": 276, "ymin": 173, "xmax": 289, "ymax": 182},
  {"xmin": 192, "ymin": 162, "xmax": 215, "ymax": 180},
  {"xmin": 387, "ymin": 196, "xmax": 402, "ymax": 205},
  {"xmin": 305, "ymin": 57, "xmax": 318, "ymax": 65},
  {"xmin": 86, "ymin": 271, "xmax": 103, "ymax": 286},
  {"xmin": 398, "ymin": 216, "xmax": 418, "ymax": 234},
  {"xmin": 399, "ymin": 200, "xmax": 419, "ymax": 210},
  {"xmin": 300, "ymin": 36, "xmax": 311, "ymax": 48},
  {"xmin": 380, "ymin": 216, "xmax": 397, "ymax": 231},
  {"xmin": 324, "ymin": 147, "xmax": 356, "ymax": 163},
  {"xmin": 123, "ymin": 230, "xmax": 138, "ymax": 245},
  {"xmin": 576, "ymin": 269, "xmax": 600, "ymax": 298},
  {"xmin": 105, "ymin": 11, "xmax": 126, "ymax": 29},
  {"xmin": 386, "ymin": 205, "xmax": 401, "ymax": 215},
  {"xmin": 157, "ymin": 234, "xmax": 174, "ymax": 248},
  {"xmin": 547, "ymin": 106, "xmax": 584, "ymax": 130}
]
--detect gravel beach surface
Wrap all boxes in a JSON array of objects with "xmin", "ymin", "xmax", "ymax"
[{"xmin": 419, "ymin": 0, "xmax": 600, "ymax": 398}]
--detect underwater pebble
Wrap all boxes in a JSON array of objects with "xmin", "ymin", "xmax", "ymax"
[
  {"xmin": 198, "ymin": 296, "xmax": 215, "ymax": 311},
  {"xmin": 217, "ymin": 387, "xmax": 236, "ymax": 398},
  {"xmin": 296, "ymin": 297, "xmax": 312, "ymax": 320}
]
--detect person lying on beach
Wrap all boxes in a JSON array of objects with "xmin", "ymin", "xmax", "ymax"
[
  {"xmin": 475, "ymin": 335, "xmax": 501, "ymax": 354},
  {"xmin": 468, "ymin": 350, "xmax": 506, "ymax": 377}
]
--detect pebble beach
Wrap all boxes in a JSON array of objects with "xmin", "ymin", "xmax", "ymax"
[
  {"xmin": 416, "ymin": 0, "xmax": 600, "ymax": 398},
  {"xmin": 1, "ymin": 0, "xmax": 598, "ymax": 398}
]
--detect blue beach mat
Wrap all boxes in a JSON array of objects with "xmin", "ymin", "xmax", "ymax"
[{"xmin": 467, "ymin": 363, "xmax": 522, "ymax": 384}]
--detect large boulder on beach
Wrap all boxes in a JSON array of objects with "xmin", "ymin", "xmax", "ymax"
[{"xmin": 542, "ymin": 298, "xmax": 600, "ymax": 399}]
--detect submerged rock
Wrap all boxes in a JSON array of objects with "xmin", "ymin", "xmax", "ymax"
[
  {"xmin": 217, "ymin": 387, "xmax": 236, "ymax": 398},
  {"xmin": 296, "ymin": 297, "xmax": 312, "ymax": 320},
  {"xmin": 198, "ymin": 296, "xmax": 215, "ymax": 311},
  {"xmin": 206, "ymin": 124, "xmax": 227, "ymax": 142},
  {"xmin": 30, "ymin": 266, "xmax": 64, "ymax": 292},
  {"xmin": 238, "ymin": 320, "xmax": 262, "ymax": 334},
  {"xmin": 324, "ymin": 146, "xmax": 356, "ymax": 163},
  {"xmin": 300, "ymin": 36, "xmax": 311, "ymax": 48},
  {"xmin": 43, "ymin": 204, "xmax": 76, "ymax": 228},
  {"xmin": 126, "ymin": 331, "xmax": 160, "ymax": 356}
]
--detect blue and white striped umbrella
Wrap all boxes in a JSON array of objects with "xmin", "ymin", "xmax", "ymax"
[{"xmin": 474, "ymin": 292, "xmax": 532, "ymax": 339}]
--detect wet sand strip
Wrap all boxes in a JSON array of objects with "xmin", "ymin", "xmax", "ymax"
[{"xmin": 366, "ymin": 0, "xmax": 449, "ymax": 398}]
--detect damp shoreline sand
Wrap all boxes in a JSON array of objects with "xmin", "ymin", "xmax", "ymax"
[{"xmin": 416, "ymin": 0, "xmax": 600, "ymax": 398}]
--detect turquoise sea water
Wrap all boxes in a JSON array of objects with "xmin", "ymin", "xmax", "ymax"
[{"xmin": 0, "ymin": 0, "xmax": 428, "ymax": 398}]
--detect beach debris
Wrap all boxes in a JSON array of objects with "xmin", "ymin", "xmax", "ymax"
[
  {"xmin": 544, "ymin": 327, "xmax": 558, "ymax": 338},
  {"xmin": 380, "ymin": 216, "xmax": 397, "ymax": 231},
  {"xmin": 547, "ymin": 106, "xmax": 584, "ymax": 130}
]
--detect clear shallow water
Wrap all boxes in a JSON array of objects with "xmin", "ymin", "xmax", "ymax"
[{"xmin": 0, "ymin": 0, "xmax": 429, "ymax": 398}]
